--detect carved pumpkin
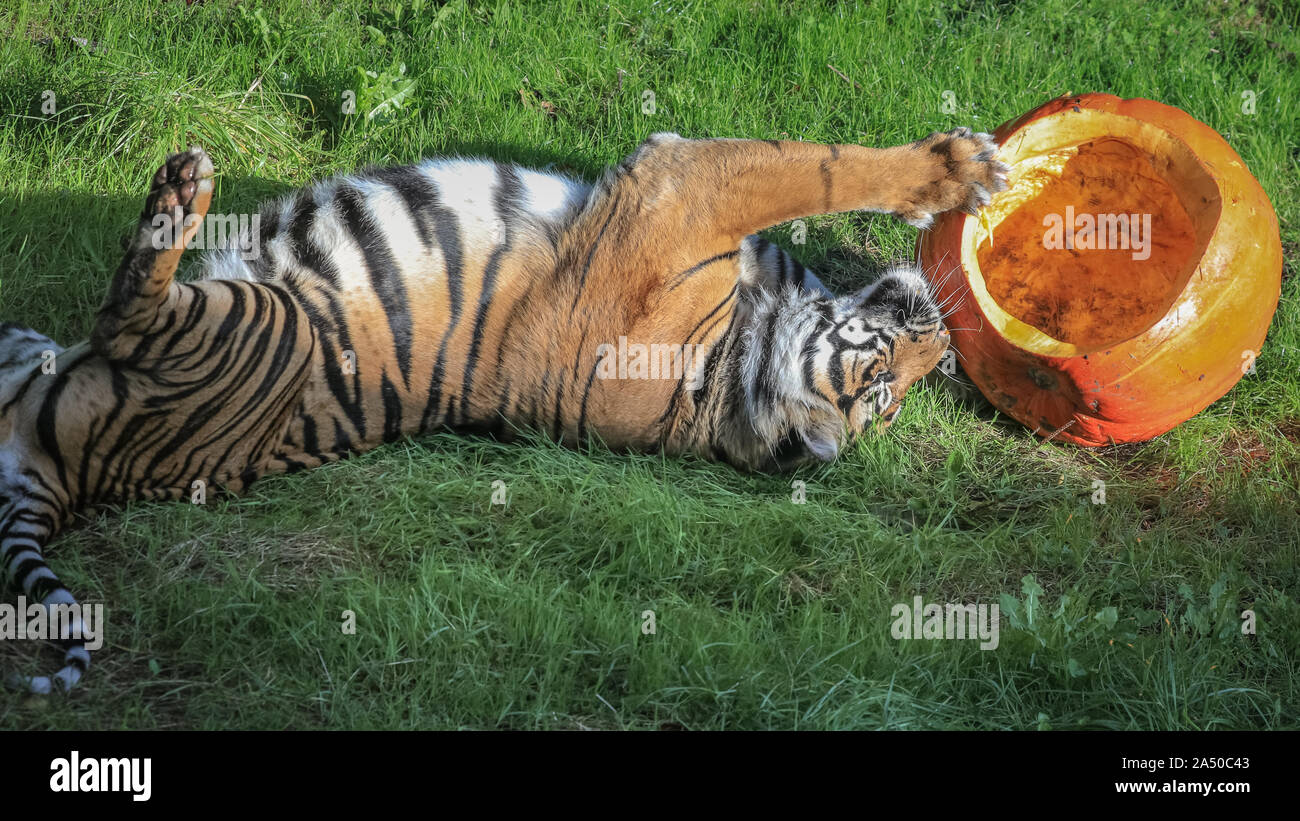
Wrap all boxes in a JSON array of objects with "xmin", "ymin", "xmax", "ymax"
[{"xmin": 918, "ymin": 93, "xmax": 1283, "ymax": 445}]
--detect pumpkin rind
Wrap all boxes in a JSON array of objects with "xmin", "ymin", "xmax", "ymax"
[{"xmin": 918, "ymin": 93, "xmax": 1283, "ymax": 445}]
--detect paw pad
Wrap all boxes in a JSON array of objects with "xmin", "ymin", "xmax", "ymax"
[{"xmin": 147, "ymin": 146, "xmax": 213, "ymax": 217}]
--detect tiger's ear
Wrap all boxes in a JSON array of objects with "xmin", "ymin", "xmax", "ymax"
[{"xmin": 800, "ymin": 427, "xmax": 839, "ymax": 462}]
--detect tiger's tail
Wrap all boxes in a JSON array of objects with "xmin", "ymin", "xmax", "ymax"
[{"xmin": 1, "ymin": 503, "xmax": 90, "ymax": 694}]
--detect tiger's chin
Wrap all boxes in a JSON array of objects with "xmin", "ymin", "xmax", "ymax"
[
  {"xmin": 751, "ymin": 409, "xmax": 844, "ymax": 471},
  {"xmin": 765, "ymin": 428, "xmax": 840, "ymax": 472},
  {"xmin": 761, "ymin": 392, "xmax": 908, "ymax": 472}
]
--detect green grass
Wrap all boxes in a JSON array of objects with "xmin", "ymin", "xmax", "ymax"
[{"xmin": 1, "ymin": 0, "xmax": 1297, "ymax": 729}]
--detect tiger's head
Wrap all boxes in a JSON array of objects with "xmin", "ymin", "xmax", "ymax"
[{"xmin": 752, "ymin": 265, "xmax": 950, "ymax": 471}]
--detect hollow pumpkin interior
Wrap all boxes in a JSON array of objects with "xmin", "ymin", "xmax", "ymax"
[{"xmin": 962, "ymin": 110, "xmax": 1223, "ymax": 357}]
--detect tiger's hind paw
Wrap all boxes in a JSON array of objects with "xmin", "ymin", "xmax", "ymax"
[{"xmin": 142, "ymin": 146, "xmax": 215, "ymax": 250}]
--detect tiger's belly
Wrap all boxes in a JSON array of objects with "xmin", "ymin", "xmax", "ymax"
[
  {"xmin": 196, "ymin": 157, "xmax": 736, "ymax": 463},
  {"xmin": 272, "ymin": 250, "xmax": 728, "ymax": 460}
]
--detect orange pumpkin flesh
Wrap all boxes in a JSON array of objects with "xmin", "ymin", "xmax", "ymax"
[{"xmin": 919, "ymin": 94, "xmax": 1283, "ymax": 446}]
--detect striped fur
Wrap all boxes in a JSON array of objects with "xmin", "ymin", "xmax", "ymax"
[{"xmin": 1, "ymin": 129, "xmax": 1007, "ymax": 691}]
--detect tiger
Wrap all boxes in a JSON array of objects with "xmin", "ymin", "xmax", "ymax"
[{"xmin": 0, "ymin": 127, "xmax": 1008, "ymax": 692}]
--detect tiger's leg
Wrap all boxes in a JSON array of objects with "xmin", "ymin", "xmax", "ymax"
[
  {"xmin": 0, "ymin": 324, "xmax": 88, "ymax": 693},
  {"xmin": 91, "ymin": 146, "xmax": 214, "ymax": 360},
  {"xmin": 0, "ymin": 456, "xmax": 87, "ymax": 694},
  {"xmin": 8, "ymin": 149, "xmax": 215, "ymax": 693},
  {"xmin": 571, "ymin": 129, "xmax": 1007, "ymax": 303},
  {"xmin": 656, "ymin": 128, "xmax": 1005, "ymax": 237}
]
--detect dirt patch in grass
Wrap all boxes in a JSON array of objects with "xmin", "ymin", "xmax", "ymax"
[
  {"xmin": 1093, "ymin": 442, "xmax": 1227, "ymax": 527},
  {"xmin": 156, "ymin": 527, "xmax": 356, "ymax": 593},
  {"xmin": 1220, "ymin": 430, "xmax": 1275, "ymax": 475},
  {"xmin": 1277, "ymin": 418, "xmax": 1300, "ymax": 444},
  {"xmin": 1092, "ymin": 443, "xmax": 1181, "ymax": 488},
  {"xmin": 784, "ymin": 571, "xmax": 832, "ymax": 602},
  {"xmin": 0, "ymin": 619, "xmax": 209, "ymax": 728}
]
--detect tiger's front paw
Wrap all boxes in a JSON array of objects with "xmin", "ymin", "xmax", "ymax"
[{"xmin": 897, "ymin": 128, "xmax": 1009, "ymax": 229}]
